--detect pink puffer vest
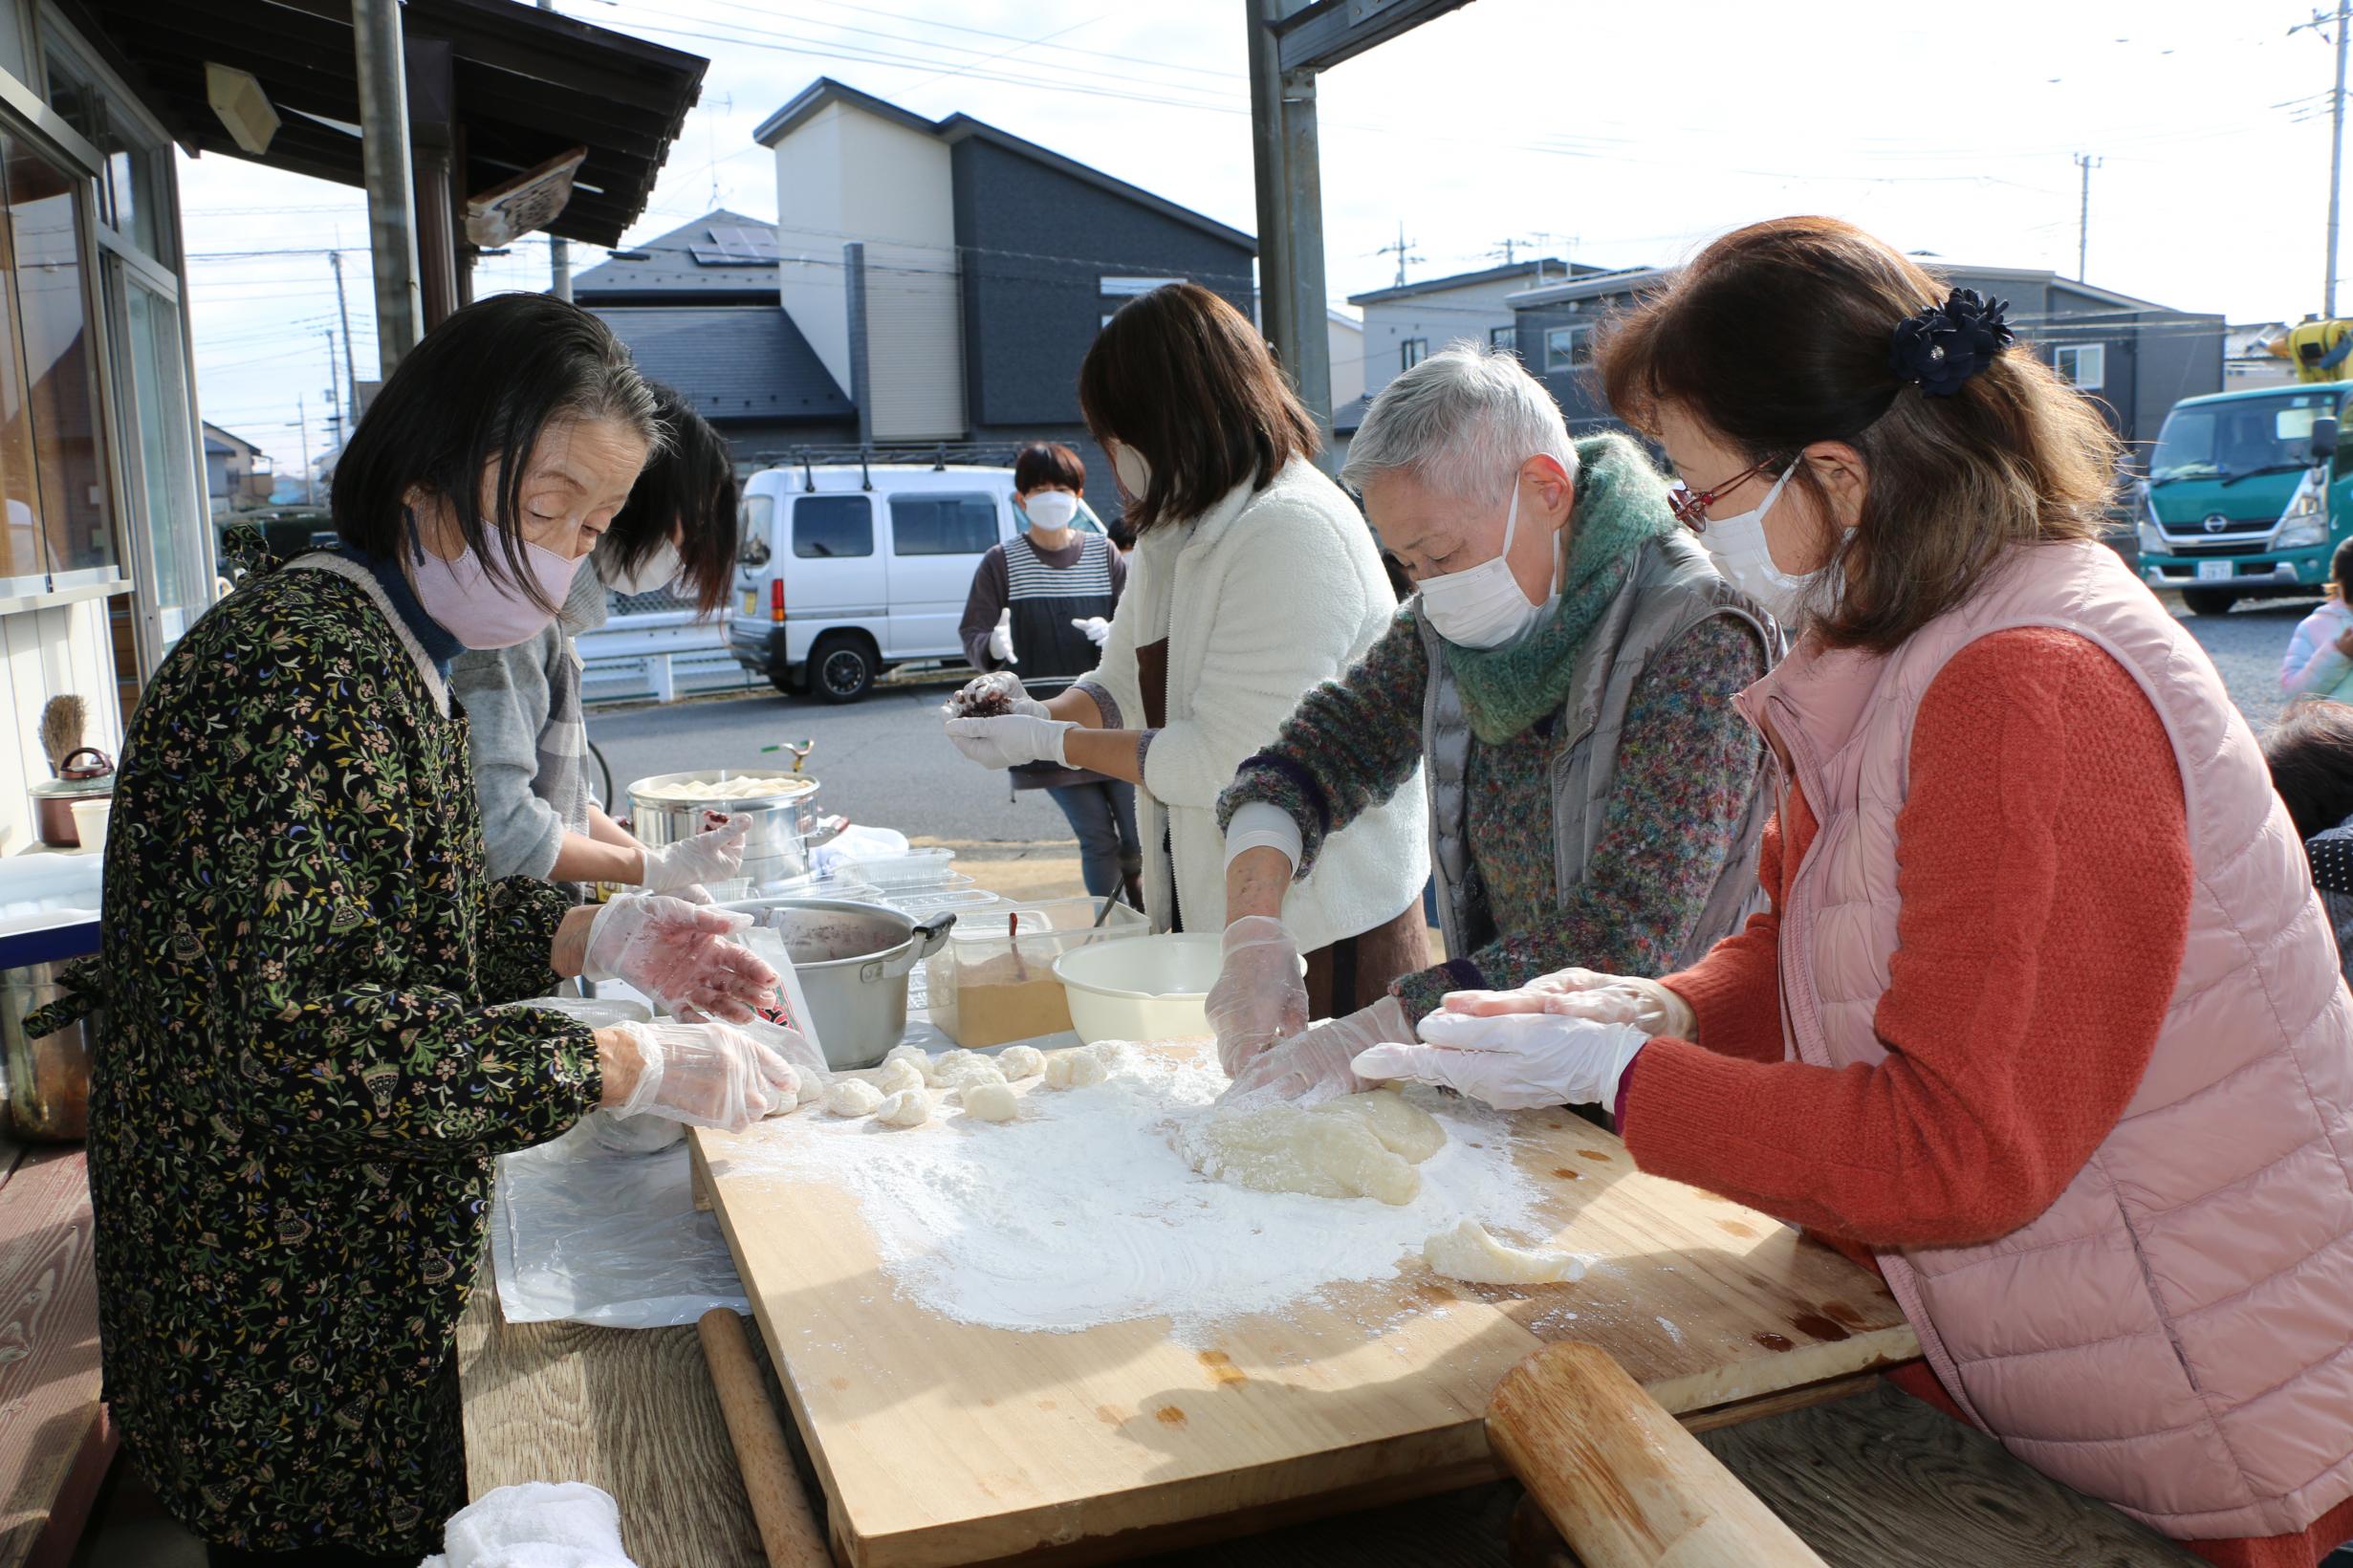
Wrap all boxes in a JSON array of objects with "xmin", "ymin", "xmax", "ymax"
[{"xmin": 1736, "ymin": 539, "xmax": 2353, "ymax": 1541}]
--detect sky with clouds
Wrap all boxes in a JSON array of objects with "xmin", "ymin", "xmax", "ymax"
[{"xmin": 181, "ymin": 0, "xmax": 2350, "ymax": 485}]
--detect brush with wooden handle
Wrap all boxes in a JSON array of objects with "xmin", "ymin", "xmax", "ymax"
[{"xmin": 38, "ymin": 694, "xmax": 84, "ymax": 778}]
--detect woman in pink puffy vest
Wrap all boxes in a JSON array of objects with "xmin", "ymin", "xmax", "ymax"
[{"xmin": 1358, "ymin": 217, "xmax": 2353, "ymax": 1566}]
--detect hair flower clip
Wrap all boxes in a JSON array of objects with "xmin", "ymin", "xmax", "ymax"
[{"xmin": 1888, "ymin": 288, "xmax": 2015, "ymax": 398}]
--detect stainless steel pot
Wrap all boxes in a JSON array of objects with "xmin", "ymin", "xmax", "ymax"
[
  {"xmin": 628, "ymin": 772, "xmax": 827, "ymax": 888},
  {"xmin": 2, "ymin": 961, "xmax": 98, "ymax": 1142},
  {"xmin": 724, "ymin": 896, "xmax": 955, "ymax": 1069}
]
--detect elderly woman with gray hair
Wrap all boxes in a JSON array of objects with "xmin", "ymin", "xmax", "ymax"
[{"xmin": 1213, "ymin": 343, "xmax": 1779, "ymax": 1101}]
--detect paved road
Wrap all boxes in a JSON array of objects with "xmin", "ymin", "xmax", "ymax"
[{"xmin": 585, "ymin": 593, "xmax": 2312, "ymax": 857}]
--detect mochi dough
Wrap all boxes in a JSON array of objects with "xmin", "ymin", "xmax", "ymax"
[
  {"xmin": 1421, "ymin": 1219, "xmax": 1585, "ymax": 1285},
  {"xmin": 882, "ymin": 1044, "xmax": 939, "ymax": 1085},
  {"xmin": 1181, "ymin": 1088, "xmax": 1446, "ymax": 1207},
  {"xmin": 874, "ymin": 1087, "xmax": 931, "ymax": 1127},
  {"xmin": 822, "ymin": 1078, "xmax": 883, "ymax": 1118},
  {"xmin": 876, "ymin": 1056, "xmax": 927, "ymax": 1097},
  {"xmin": 996, "ymin": 1044, "xmax": 1046, "ymax": 1081},
  {"xmin": 1042, "ymin": 1048, "xmax": 1109, "ymax": 1089},
  {"xmin": 961, "ymin": 1080, "xmax": 1019, "ymax": 1122},
  {"xmin": 936, "ymin": 1052, "xmax": 1005, "ymax": 1091}
]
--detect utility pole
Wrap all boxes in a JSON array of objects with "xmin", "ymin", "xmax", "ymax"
[
  {"xmin": 297, "ymin": 395, "xmax": 313, "ymax": 506},
  {"xmin": 537, "ymin": 0, "xmax": 573, "ymax": 301},
  {"xmin": 2295, "ymin": 3, "xmax": 2353, "ymax": 316},
  {"xmin": 1377, "ymin": 220, "xmax": 1421, "ymax": 288},
  {"xmin": 328, "ymin": 248, "xmax": 359, "ymax": 428},
  {"xmin": 2074, "ymin": 153, "xmax": 2101, "ymax": 281},
  {"xmin": 322, "ymin": 330, "xmax": 340, "ymax": 454}
]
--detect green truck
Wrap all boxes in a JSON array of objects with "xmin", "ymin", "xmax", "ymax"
[{"xmin": 2137, "ymin": 382, "xmax": 2345, "ymax": 614}]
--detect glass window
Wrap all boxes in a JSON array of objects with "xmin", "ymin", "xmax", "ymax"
[
  {"xmin": 1545, "ymin": 324, "xmax": 1590, "ymax": 372},
  {"xmin": 0, "ymin": 131, "xmax": 110, "ymax": 581},
  {"xmin": 1401, "ymin": 338, "xmax": 1427, "ymax": 371},
  {"xmin": 891, "ymin": 493, "xmax": 997, "ymax": 556},
  {"xmin": 1488, "ymin": 325, "xmax": 1515, "ymax": 352},
  {"xmin": 43, "ymin": 45, "xmax": 171, "ymax": 262},
  {"xmin": 2056, "ymin": 343, "xmax": 2105, "ymax": 391},
  {"xmin": 2151, "ymin": 390, "xmax": 2337, "ymax": 481},
  {"xmin": 737, "ymin": 492, "xmax": 773, "ymax": 565},
  {"xmin": 793, "ymin": 494, "xmax": 871, "ymax": 558},
  {"xmin": 123, "ymin": 280, "xmax": 201, "ymax": 648}
]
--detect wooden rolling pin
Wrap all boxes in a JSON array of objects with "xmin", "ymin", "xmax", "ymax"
[
  {"xmin": 1488, "ymin": 1342, "xmax": 1827, "ymax": 1568},
  {"xmin": 698, "ymin": 1308, "xmax": 833, "ymax": 1567}
]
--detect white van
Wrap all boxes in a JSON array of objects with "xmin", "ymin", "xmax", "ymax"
[{"xmin": 728, "ymin": 462, "xmax": 1100, "ymax": 703}]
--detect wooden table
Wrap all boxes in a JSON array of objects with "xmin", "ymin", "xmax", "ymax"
[
  {"xmin": 693, "ymin": 1043, "xmax": 1923, "ymax": 1568},
  {"xmin": 0, "ymin": 1142, "xmax": 112, "ymax": 1568}
]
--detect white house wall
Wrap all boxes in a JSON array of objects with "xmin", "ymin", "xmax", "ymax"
[
  {"xmin": 1361, "ymin": 277, "xmax": 1534, "ymax": 400},
  {"xmin": 1328, "ymin": 313, "xmax": 1365, "ymax": 410},
  {"xmin": 772, "ymin": 101, "xmax": 967, "ymax": 443},
  {"xmin": 0, "ymin": 595, "xmax": 122, "ymax": 854}
]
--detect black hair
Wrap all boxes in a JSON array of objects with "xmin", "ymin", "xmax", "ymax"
[
  {"xmin": 599, "ymin": 383, "xmax": 740, "ymax": 617},
  {"xmin": 2333, "ymin": 535, "xmax": 2353, "ymax": 599},
  {"xmin": 332, "ymin": 293, "xmax": 661, "ymax": 611},
  {"xmin": 2263, "ymin": 698, "xmax": 2353, "ymax": 840},
  {"xmin": 1013, "ymin": 442, "xmax": 1086, "ymax": 494}
]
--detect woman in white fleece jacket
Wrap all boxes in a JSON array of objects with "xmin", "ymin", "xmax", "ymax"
[
  {"xmin": 2281, "ymin": 536, "xmax": 2353, "ymax": 705},
  {"xmin": 944, "ymin": 284, "xmax": 1430, "ymax": 1016}
]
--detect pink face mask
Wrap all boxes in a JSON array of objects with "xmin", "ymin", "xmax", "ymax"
[{"xmin": 409, "ymin": 517, "xmax": 581, "ymax": 649}]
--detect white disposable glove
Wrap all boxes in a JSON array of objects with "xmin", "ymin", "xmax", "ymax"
[
  {"xmin": 636, "ymin": 813, "xmax": 749, "ymax": 896},
  {"xmin": 1207, "ymin": 916, "xmax": 1308, "ymax": 1077},
  {"xmin": 990, "ymin": 608, "xmax": 1017, "ymax": 665},
  {"xmin": 581, "ymin": 894, "xmax": 779, "ymax": 1022},
  {"xmin": 1223, "ymin": 995, "xmax": 1414, "ymax": 1107},
  {"xmin": 1440, "ymin": 967, "xmax": 1696, "ymax": 1040},
  {"xmin": 1352, "ymin": 1011, "xmax": 1648, "ymax": 1111},
  {"xmin": 607, "ymin": 1018, "xmax": 797, "ymax": 1132},
  {"xmin": 1072, "ymin": 616, "xmax": 1111, "ymax": 648},
  {"xmin": 942, "ymin": 669, "xmax": 1049, "ymax": 720},
  {"xmin": 944, "ymin": 713, "xmax": 1075, "ymax": 771}
]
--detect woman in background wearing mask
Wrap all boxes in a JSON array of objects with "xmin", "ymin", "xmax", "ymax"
[
  {"xmin": 955, "ymin": 441, "xmax": 1142, "ymax": 908},
  {"xmin": 1210, "ymin": 344, "xmax": 1776, "ymax": 1099},
  {"xmin": 941, "ymin": 283, "xmax": 1428, "ymax": 1013},
  {"xmin": 1361, "ymin": 219, "xmax": 2353, "ymax": 1566},
  {"xmin": 25, "ymin": 295, "xmax": 798, "ymax": 1566},
  {"xmin": 452, "ymin": 383, "xmax": 746, "ymax": 898}
]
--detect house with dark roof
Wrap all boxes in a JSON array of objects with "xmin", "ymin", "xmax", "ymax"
[
  {"xmin": 751, "ymin": 77, "xmax": 1257, "ymax": 517},
  {"xmin": 574, "ymin": 210, "xmax": 858, "ymax": 462},
  {"xmin": 1506, "ymin": 261, "xmax": 2222, "ymax": 462}
]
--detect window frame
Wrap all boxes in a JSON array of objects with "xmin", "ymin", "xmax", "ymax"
[
  {"xmin": 1544, "ymin": 323, "xmax": 1590, "ymax": 373},
  {"xmin": 1488, "ymin": 324, "xmax": 1515, "ymax": 353},
  {"xmin": 790, "ymin": 492, "xmax": 875, "ymax": 560},
  {"xmin": 2056, "ymin": 342, "xmax": 2106, "ymax": 391},
  {"xmin": 887, "ymin": 490, "xmax": 1000, "ymax": 558},
  {"xmin": 1400, "ymin": 337, "xmax": 1428, "ymax": 372}
]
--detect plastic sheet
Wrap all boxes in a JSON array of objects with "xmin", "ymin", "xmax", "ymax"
[{"xmin": 490, "ymin": 1137, "xmax": 747, "ymax": 1329}]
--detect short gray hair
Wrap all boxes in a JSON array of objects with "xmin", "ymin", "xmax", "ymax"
[{"xmin": 1340, "ymin": 341, "xmax": 1578, "ymax": 508}]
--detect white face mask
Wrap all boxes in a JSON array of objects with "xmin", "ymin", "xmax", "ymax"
[
  {"xmin": 599, "ymin": 537, "xmax": 682, "ymax": 597},
  {"xmin": 1694, "ymin": 462, "xmax": 1828, "ymax": 627},
  {"xmin": 1022, "ymin": 491, "xmax": 1079, "ymax": 532},
  {"xmin": 1416, "ymin": 480, "xmax": 1558, "ymax": 650},
  {"xmin": 1112, "ymin": 444, "xmax": 1151, "ymax": 499}
]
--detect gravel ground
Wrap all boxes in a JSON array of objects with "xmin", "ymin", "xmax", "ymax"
[{"xmin": 2168, "ymin": 592, "xmax": 2315, "ymax": 733}]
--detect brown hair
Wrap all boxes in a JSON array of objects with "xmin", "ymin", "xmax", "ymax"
[
  {"xmin": 1078, "ymin": 282, "xmax": 1318, "ymax": 534},
  {"xmin": 1013, "ymin": 442, "xmax": 1087, "ymax": 493},
  {"xmin": 2264, "ymin": 699, "xmax": 2353, "ymax": 840},
  {"xmin": 1595, "ymin": 216, "xmax": 2122, "ymax": 651}
]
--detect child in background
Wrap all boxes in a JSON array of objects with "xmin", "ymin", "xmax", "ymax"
[
  {"xmin": 2280, "ymin": 537, "xmax": 2353, "ymax": 703},
  {"xmin": 2262, "ymin": 698, "xmax": 2353, "ymax": 988}
]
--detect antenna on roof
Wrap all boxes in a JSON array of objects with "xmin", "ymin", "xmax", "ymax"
[
  {"xmin": 801, "ymin": 452, "xmax": 815, "ymax": 492},
  {"xmin": 860, "ymin": 446, "xmax": 871, "ymax": 492},
  {"xmin": 933, "ymin": 444, "xmax": 948, "ymax": 472}
]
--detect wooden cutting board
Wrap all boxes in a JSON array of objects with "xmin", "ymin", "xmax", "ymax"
[{"xmin": 692, "ymin": 1045, "xmax": 1919, "ymax": 1568}]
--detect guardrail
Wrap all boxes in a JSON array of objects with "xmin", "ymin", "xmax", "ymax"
[{"xmin": 575, "ymin": 609, "xmax": 758, "ymax": 706}]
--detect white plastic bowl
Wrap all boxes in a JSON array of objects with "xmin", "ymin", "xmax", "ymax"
[{"xmin": 1052, "ymin": 932, "xmax": 1226, "ymax": 1043}]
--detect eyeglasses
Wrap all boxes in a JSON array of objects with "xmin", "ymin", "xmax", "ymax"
[{"xmin": 1668, "ymin": 457, "xmax": 1781, "ymax": 531}]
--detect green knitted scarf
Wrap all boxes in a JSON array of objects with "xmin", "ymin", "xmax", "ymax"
[{"xmin": 1442, "ymin": 431, "xmax": 1680, "ymax": 745}]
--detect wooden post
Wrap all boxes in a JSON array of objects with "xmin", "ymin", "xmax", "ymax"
[
  {"xmin": 698, "ymin": 1309, "xmax": 833, "ymax": 1567},
  {"xmin": 1488, "ymin": 1343, "xmax": 1828, "ymax": 1568}
]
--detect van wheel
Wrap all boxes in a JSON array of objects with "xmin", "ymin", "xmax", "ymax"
[
  {"xmin": 2180, "ymin": 588, "xmax": 2237, "ymax": 616},
  {"xmin": 807, "ymin": 633, "xmax": 877, "ymax": 704}
]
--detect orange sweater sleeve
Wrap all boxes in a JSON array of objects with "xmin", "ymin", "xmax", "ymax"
[{"xmin": 1621, "ymin": 628, "xmax": 2192, "ymax": 1250}]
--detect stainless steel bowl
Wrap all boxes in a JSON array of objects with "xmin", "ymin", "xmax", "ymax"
[
  {"xmin": 722, "ymin": 896, "xmax": 955, "ymax": 1069},
  {"xmin": 628, "ymin": 771, "xmax": 825, "ymax": 888}
]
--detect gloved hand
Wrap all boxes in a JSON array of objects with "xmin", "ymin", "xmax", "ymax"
[
  {"xmin": 1441, "ymin": 967, "xmax": 1695, "ymax": 1040},
  {"xmin": 1223, "ymin": 995, "xmax": 1414, "ymax": 1106},
  {"xmin": 580, "ymin": 894, "xmax": 778, "ymax": 1022},
  {"xmin": 1071, "ymin": 616, "xmax": 1111, "ymax": 649},
  {"xmin": 1207, "ymin": 916, "xmax": 1308, "ymax": 1077},
  {"xmin": 990, "ymin": 609, "xmax": 1017, "ymax": 665},
  {"xmin": 942, "ymin": 669, "xmax": 1049, "ymax": 720},
  {"xmin": 739, "ymin": 1015, "xmax": 829, "ymax": 1100},
  {"xmin": 637, "ymin": 813, "xmax": 749, "ymax": 896},
  {"xmin": 944, "ymin": 713, "xmax": 1075, "ymax": 771},
  {"xmin": 605, "ymin": 1018, "xmax": 797, "ymax": 1132},
  {"xmin": 1352, "ymin": 1011, "xmax": 1647, "ymax": 1111}
]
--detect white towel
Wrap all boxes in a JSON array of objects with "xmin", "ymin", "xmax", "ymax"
[{"xmin": 418, "ymin": 1481, "xmax": 638, "ymax": 1568}]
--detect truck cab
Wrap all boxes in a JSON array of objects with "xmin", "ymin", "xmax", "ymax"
[{"xmin": 2137, "ymin": 382, "xmax": 2346, "ymax": 614}]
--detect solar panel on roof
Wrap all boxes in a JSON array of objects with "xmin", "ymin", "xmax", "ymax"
[{"xmin": 689, "ymin": 225, "xmax": 780, "ymax": 266}]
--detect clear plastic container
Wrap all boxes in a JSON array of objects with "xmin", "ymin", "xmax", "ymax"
[
  {"xmin": 928, "ymin": 896, "xmax": 1149, "ymax": 1047},
  {"xmin": 837, "ymin": 845, "xmax": 959, "ymax": 889}
]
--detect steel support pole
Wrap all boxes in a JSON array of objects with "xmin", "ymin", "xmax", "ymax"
[
  {"xmin": 537, "ymin": 0, "xmax": 573, "ymax": 303},
  {"xmin": 352, "ymin": 0, "xmax": 423, "ymax": 370},
  {"xmin": 1248, "ymin": 0, "xmax": 1335, "ymax": 468}
]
